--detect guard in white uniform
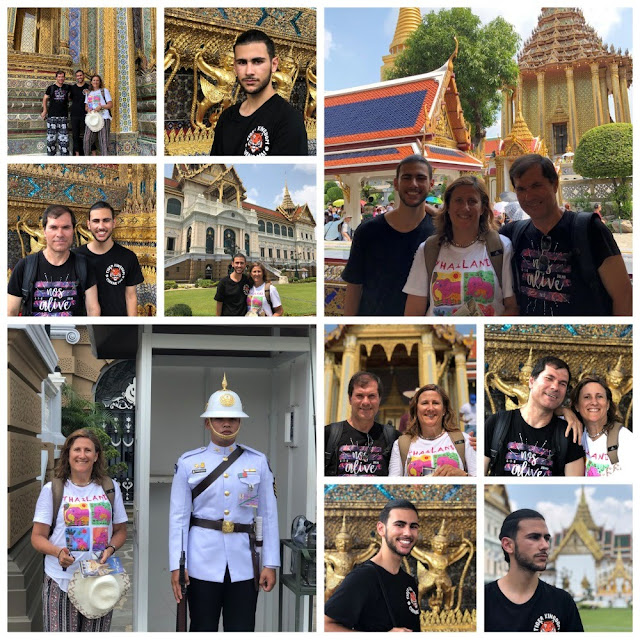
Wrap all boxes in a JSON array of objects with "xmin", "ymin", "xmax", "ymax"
[{"xmin": 169, "ymin": 375, "xmax": 279, "ymax": 631}]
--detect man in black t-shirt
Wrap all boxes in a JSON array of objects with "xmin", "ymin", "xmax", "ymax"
[
  {"xmin": 214, "ymin": 253, "xmax": 252, "ymax": 316},
  {"xmin": 210, "ymin": 29, "xmax": 307, "ymax": 156},
  {"xmin": 325, "ymin": 371, "xmax": 399, "ymax": 476},
  {"xmin": 8, "ymin": 205, "xmax": 99, "ymax": 316},
  {"xmin": 502, "ymin": 153, "xmax": 630, "ymax": 316},
  {"xmin": 73, "ymin": 201, "xmax": 144, "ymax": 316},
  {"xmin": 484, "ymin": 356, "xmax": 584, "ymax": 477},
  {"xmin": 485, "ymin": 509, "xmax": 583, "ymax": 632},
  {"xmin": 342, "ymin": 155, "xmax": 436, "ymax": 316},
  {"xmin": 41, "ymin": 70, "xmax": 71, "ymax": 156},
  {"xmin": 69, "ymin": 69, "xmax": 91, "ymax": 156},
  {"xmin": 325, "ymin": 499, "xmax": 421, "ymax": 632}
]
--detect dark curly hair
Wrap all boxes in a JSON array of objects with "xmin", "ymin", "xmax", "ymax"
[
  {"xmin": 570, "ymin": 375, "xmax": 620, "ymax": 433},
  {"xmin": 405, "ymin": 384, "xmax": 458, "ymax": 440},
  {"xmin": 55, "ymin": 429, "xmax": 107, "ymax": 482},
  {"xmin": 434, "ymin": 176, "xmax": 496, "ymax": 245}
]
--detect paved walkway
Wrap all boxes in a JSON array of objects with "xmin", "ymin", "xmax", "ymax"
[
  {"xmin": 111, "ymin": 529, "xmax": 133, "ymax": 631},
  {"xmin": 613, "ymin": 233, "xmax": 632, "ymax": 274}
]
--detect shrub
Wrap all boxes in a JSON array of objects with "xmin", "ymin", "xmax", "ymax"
[
  {"xmin": 165, "ymin": 280, "xmax": 176, "ymax": 290},
  {"xmin": 166, "ymin": 303, "xmax": 192, "ymax": 316},
  {"xmin": 196, "ymin": 279, "xmax": 216, "ymax": 288}
]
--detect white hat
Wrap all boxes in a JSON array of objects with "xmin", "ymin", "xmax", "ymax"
[
  {"xmin": 68, "ymin": 570, "xmax": 130, "ymax": 619},
  {"xmin": 201, "ymin": 373, "xmax": 249, "ymax": 418},
  {"xmin": 85, "ymin": 111, "xmax": 104, "ymax": 133}
]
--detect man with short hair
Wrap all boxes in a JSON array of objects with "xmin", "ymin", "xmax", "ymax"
[
  {"xmin": 215, "ymin": 253, "xmax": 252, "ymax": 316},
  {"xmin": 593, "ymin": 203, "xmax": 603, "ymax": 219},
  {"xmin": 484, "ymin": 356, "xmax": 584, "ymax": 477},
  {"xmin": 459, "ymin": 393, "xmax": 476, "ymax": 435},
  {"xmin": 69, "ymin": 69, "xmax": 91, "ymax": 156},
  {"xmin": 325, "ymin": 498, "xmax": 421, "ymax": 632},
  {"xmin": 485, "ymin": 509, "xmax": 584, "ymax": 632},
  {"xmin": 8, "ymin": 205, "xmax": 99, "ymax": 316},
  {"xmin": 73, "ymin": 201, "xmax": 144, "ymax": 316},
  {"xmin": 324, "ymin": 371, "xmax": 399, "ymax": 476},
  {"xmin": 41, "ymin": 70, "xmax": 72, "ymax": 156},
  {"xmin": 210, "ymin": 29, "xmax": 308, "ymax": 156},
  {"xmin": 342, "ymin": 155, "xmax": 436, "ymax": 316},
  {"xmin": 501, "ymin": 153, "xmax": 631, "ymax": 316}
]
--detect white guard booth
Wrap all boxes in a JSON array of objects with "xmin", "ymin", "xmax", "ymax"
[{"xmin": 91, "ymin": 325, "xmax": 316, "ymax": 632}]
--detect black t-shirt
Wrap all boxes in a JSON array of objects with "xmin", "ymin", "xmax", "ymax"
[
  {"xmin": 210, "ymin": 94, "xmax": 308, "ymax": 156},
  {"xmin": 484, "ymin": 410, "xmax": 584, "ymax": 477},
  {"xmin": 500, "ymin": 212, "xmax": 620, "ymax": 316},
  {"xmin": 8, "ymin": 251, "xmax": 97, "ymax": 316},
  {"xmin": 342, "ymin": 213, "xmax": 435, "ymax": 316},
  {"xmin": 485, "ymin": 579, "xmax": 584, "ymax": 632},
  {"xmin": 45, "ymin": 83, "xmax": 71, "ymax": 117},
  {"xmin": 325, "ymin": 421, "xmax": 398, "ymax": 476},
  {"xmin": 214, "ymin": 274, "xmax": 252, "ymax": 316},
  {"xmin": 325, "ymin": 561, "xmax": 420, "ymax": 632},
  {"xmin": 73, "ymin": 243, "xmax": 144, "ymax": 316},
  {"xmin": 69, "ymin": 83, "xmax": 91, "ymax": 116}
]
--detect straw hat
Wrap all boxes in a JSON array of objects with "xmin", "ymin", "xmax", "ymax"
[
  {"xmin": 68, "ymin": 569, "xmax": 130, "ymax": 619},
  {"xmin": 85, "ymin": 111, "xmax": 105, "ymax": 133}
]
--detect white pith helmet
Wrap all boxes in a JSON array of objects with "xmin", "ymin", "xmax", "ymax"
[{"xmin": 200, "ymin": 373, "xmax": 249, "ymax": 418}]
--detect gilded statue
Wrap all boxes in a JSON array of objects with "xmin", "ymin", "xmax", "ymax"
[
  {"xmin": 324, "ymin": 514, "xmax": 379, "ymax": 601},
  {"xmin": 411, "ymin": 519, "xmax": 473, "ymax": 613},
  {"xmin": 164, "ymin": 44, "xmax": 181, "ymax": 94},
  {"xmin": 304, "ymin": 64, "xmax": 316, "ymax": 122},
  {"xmin": 485, "ymin": 348, "xmax": 534, "ymax": 412},
  {"xmin": 16, "ymin": 220, "xmax": 46, "ymax": 256},
  {"xmin": 272, "ymin": 50, "xmax": 299, "ymax": 101},
  {"xmin": 605, "ymin": 356, "xmax": 632, "ymax": 407},
  {"xmin": 192, "ymin": 49, "xmax": 238, "ymax": 130},
  {"xmin": 75, "ymin": 223, "xmax": 94, "ymax": 246}
]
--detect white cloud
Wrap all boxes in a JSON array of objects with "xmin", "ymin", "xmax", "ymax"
[
  {"xmin": 293, "ymin": 164, "xmax": 317, "ymax": 176},
  {"xmin": 582, "ymin": 7, "xmax": 624, "ymax": 43},
  {"xmin": 244, "ymin": 187, "xmax": 259, "ymax": 204},
  {"xmin": 325, "ymin": 29, "xmax": 335, "ymax": 61}
]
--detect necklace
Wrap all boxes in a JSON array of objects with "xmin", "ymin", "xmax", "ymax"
[
  {"xmin": 450, "ymin": 235, "xmax": 479, "ymax": 248},
  {"xmin": 587, "ymin": 426, "xmax": 607, "ymax": 439},
  {"xmin": 421, "ymin": 428, "xmax": 444, "ymax": 441},
  {"xmin": 70, "ymin": 478, "xmax": 93, "ymax": 487}
]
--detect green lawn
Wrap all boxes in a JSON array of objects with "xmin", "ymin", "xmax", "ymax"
[
  {"xmin": 578, "ymin": 607, "xmax": 632, "ymax": 632},
  {"xmin": 164, "ymin": 282, "xmax": 316, "ymax": 316}
]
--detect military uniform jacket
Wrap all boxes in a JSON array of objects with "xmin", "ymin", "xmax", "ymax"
[{"xmin": 169, "ymin": 441, "xmax": 279, "ymax": 582}]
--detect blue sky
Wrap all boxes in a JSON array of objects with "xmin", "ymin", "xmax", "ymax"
[
  {"xmin": 164, "ymin": 164, "xmax": 317, "ymax": 219},
  {"xmin": 325, "ymin": 7, "xmax": 633, "ymax": 136}
]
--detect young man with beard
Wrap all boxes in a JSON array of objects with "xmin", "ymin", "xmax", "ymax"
[
  {"xmin": 69, "ymin": 69, "xmax": 91, "ymax": 155},
  {"xmin": 210, "ymin": 29, "xmax": 307, "ymax": 156},
  {"xmin": 325, "ymin": 499, "xmax": 421, "ymax": 632},
  {"xmin": 485, "ymin": 509, "xmax": 583, "ymax": 632},
  {"xmin": 73, "ymin": 201, "xmax": 144, "ymax": 316},
  {"xmin": 342, "ymin": 155, "xmax": 436, "ymax": 316},
  {"xmin": 215, "ymin": 253, "xmax": 252, "ymax": 316}
]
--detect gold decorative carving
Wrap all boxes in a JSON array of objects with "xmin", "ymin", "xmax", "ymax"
[
  {"xmin": 8, "ymin": 370, "xmax": 42, "ymax": 433},
  {"xmin": 191, "ymin": 50, "xmax": 238, "ymax": 130}
]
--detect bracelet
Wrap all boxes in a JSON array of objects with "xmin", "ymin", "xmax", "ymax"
[
  {"xmin": 106, "ymin": 544, "xmax": 116, "ymax": 555},
  {"xmin": 57, "ymin": 548, "xmax": 65, "ymax": 563}
]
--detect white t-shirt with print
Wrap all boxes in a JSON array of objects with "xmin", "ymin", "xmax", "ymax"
[
  {"xmin": 583, "ymin": 426, "xmax": 632, "ymax": 478},
  {"xmin": 247, "ymin": 283, "xmax": 282, "ymax": 316},
  {"xmin": 388, "ymin": 431, "xmax": 477, "ymax": 476},
  {"xmin": 33, "ymin": 479, "xmax": 127, "ymax": 591},
  {"xmin": 85, "ymin": 88, "xmax": 112, "ymax": 120},
  {"xmin": 403, "ymin": 236, "xmax": 514, "ymax": 316}
]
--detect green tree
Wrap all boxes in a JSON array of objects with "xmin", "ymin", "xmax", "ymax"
[
  {"xmin": 61, "ymin": 385, "xmax": 127, "ymax": 477},
  {"xmin": 326, "ymin": 186, "xmax": 344, "ymax": 203},
  {"xmin": 388, "ymin": 8, "xmax": 520, "ymax": 148},
  {"xmin": 573, "ymin": 123, "xmax": 632, "ymax": 220},
  {"xmin": 324, "ymin": 180, "xmax": 338, "ymax": 193}
]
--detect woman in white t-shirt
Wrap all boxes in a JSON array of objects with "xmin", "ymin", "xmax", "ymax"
[
  {"xmin": 31, "ymin": 429, "xmax": 127, "ymax": 631},
  {"xmin": 389, "ymin": 384, "xmax": 476, "ymax": 476},
  {"xmin": 247, "ymin": 262, "xmax": 283, "ymax": 316},
  {"xmin": 570, "ymin": 375, "xmax": 631, "ymax": 478},
  {"xmin": 84, "ymin": 74, "xmax": 113, "ymax": 156},
  {"xmin": 404, "ymin": 176, "xmax": 518, "ymax": 316}
]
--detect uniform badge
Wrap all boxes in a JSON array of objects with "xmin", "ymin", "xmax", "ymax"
[
  {"xmin": 105, "ymin": 263, "xmax": 126, "ymax": 285},
  {"xmin": 192, "ymin": 461, "xmax": 207, "ymax": 474}
]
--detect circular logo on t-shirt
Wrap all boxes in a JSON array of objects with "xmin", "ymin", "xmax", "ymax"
[
  {"xmin": 105, "ymin": 263, "xmax": 126, "ymax": 285},
  {"xmin": 533, "ymin": 613, "xmax": 561, "ymax": 631},
  {"xmin": 244, "ymin": 126, "xmax": 270, "ymax": 156},
  {"xmin": 406, "ymin": 586, "xmax": 419, "ymax": 615}
]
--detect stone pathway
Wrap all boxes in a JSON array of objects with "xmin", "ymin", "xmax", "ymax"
[{"xmin": 111, "ymin": 522, "xmax": 134, "ymax": 632}]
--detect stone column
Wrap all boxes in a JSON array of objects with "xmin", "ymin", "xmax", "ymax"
[
  {"xmin": 453, "ymin": 345, "xmax": 469, "ymax": 423},
  {"xmin": 336, "ymin": 335, "xmax": 358, "ymax": 421},
  {"xmin": 590, "ymin": 63, "xmax": 604, "ymax": 126},
  {"xmin": 418, "ymin": 333, "xmax": 437, "ymax": 387},
  {"xmin": 501, "ymin": 89, "xmax": 510, "ymax": 139},
  {"xmin": 599, "ymin": 68, "xmax": 609, "ymax": 122},
  {"xmin": 324, "ymin": 355, "xmax": 336, "ymax": 423},
  {"xmin": 8, "ymin": 8, "xmax": 17, "ymax": 49},
  {"xmin": 564, "ymin": 67, "xmax": 578, "ymax": 152},
  {"xmin": 619, "ymin": 66, "xmax": 631, "ymax": 123},
  {"xmin": 609, "ymin": 63, "xmax": 623, "ymax": 122},
  {"xmin": 59, "ymin": 8, "xmax": 70, "ymax": 56},
  {"xmin": 336, "ymin": 173, "xmax": 362, "ymax": 228},
  {"xmin": 536, "ymin": 71, "xmax": 546, "ymax": 141},
  {"xmin": 495, "ymin": 156, "xmax": 505, "ymax": 197}
]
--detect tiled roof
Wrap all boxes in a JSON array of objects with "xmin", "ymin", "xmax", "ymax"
[
  {"xmin": 165, "ymin": 178, "xmax": 179, "ymax": 188},
  {"xmin": 484, "ymin": 138, "xmax": 501, "ymax": 157},
  {"xmin": 325, "ymin": 77, "xmax": 440, "ymax": 146}
]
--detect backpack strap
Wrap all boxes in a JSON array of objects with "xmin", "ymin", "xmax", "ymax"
[
  {"xmin": 101, "ymin": 476, "xmax": 116, "ymax": 511},
  {"xmin": 552, "ymin": 420, "xmax": 569, "ymax": 474},
  {"xmin": 484, "ymin": 231, "xmax": 504, "ymax": 290},
  {"xmin": 397, "ymin": 434, "xmax": 412, "ymax": 473},
  {"xmin": 325, "ymin": 422, "xmax": 344, "ymax": 475},
  {"xmin": 448, "ymin": 429, "xmax": 467, "ymax": 472},
  {"xmin": 49, "ymin": 478, "xmax": 65, "ymax": 538},
  {"xmin": 264, "ymin": 281, "xmax": 272, "ymax": 308},
  {"xmin": 507, "ymin": 219, "xmax": 533, "ymax": 307},
  {"xmin": 422, "ymin": 235, "xmax": 441, "ymax": 288},
  {"xmin": 606, "ymin": 422, "xmax": 623, "ymax": 466},
  {"xmin": 20, "ymin": 252, "xmax": 40, "ymax": 316},
  {"xmin": 487, "ymin": 411, "xmax": 514, "ymax": 476}
]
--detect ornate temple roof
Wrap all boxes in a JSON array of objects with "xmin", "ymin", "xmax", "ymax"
[{"xmin": 518, "ymin": 7, "xmax": 633, "ymax": 79}]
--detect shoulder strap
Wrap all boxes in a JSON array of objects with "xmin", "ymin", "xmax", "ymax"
[
  {"xmin": 397, "ymin": 434, "xmax": 412, "ymax": 472},
  {"xmin": 73, "ymin": 252, "xmax": 89, "ymax": 295},
  {"xmin": 264, "ymin": 281, "xmax": 272, "ymax": 307},
  {"xmin": 101, "ymin": 476, "xmax": 115, "ymax": 510},
  {"xmin": 484, "ymin": 231, "xmax": 504, "ymax": 290},
  {"xmin": 606, "ymin": 423, "xmax": 623, "ymax": 465},
  {"xmin": 488, "ymin": 411, "xmax": 514, "ymax": 476},
  {"xmin": 422, "ymin": 235, "xmax": 441, "ymax": 288},
  {"xmin": 552, "ymin": 420, "xmax": 569, "ymax": 474},
  {"xmin": 325, "ymin": 423, "xmax": 343, "ymax": 475},
  {"xmin": 20, "ymin": 252, "xmax": 40, "ymax": 316},
  {"xmin": 382, "ymin": 424, "xmax": 397, "ymax": 449},
  {"xmin": 365, "ymin": 562, "xmax": 398, "ymax": 630},
  {"xmin": 191, "ymin": 446, "xmax": 244, "ymax": 501},
  {"xmin": 49, "ymin": 478, "xmax": 65, "ymax": 538},
  {"xmin": 448, "ymin": 429, "xmax": 467, "ymax": 472},
  {"xmin": 506, "ymin": 220, "xmax": 532, "ymax": 304}
]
